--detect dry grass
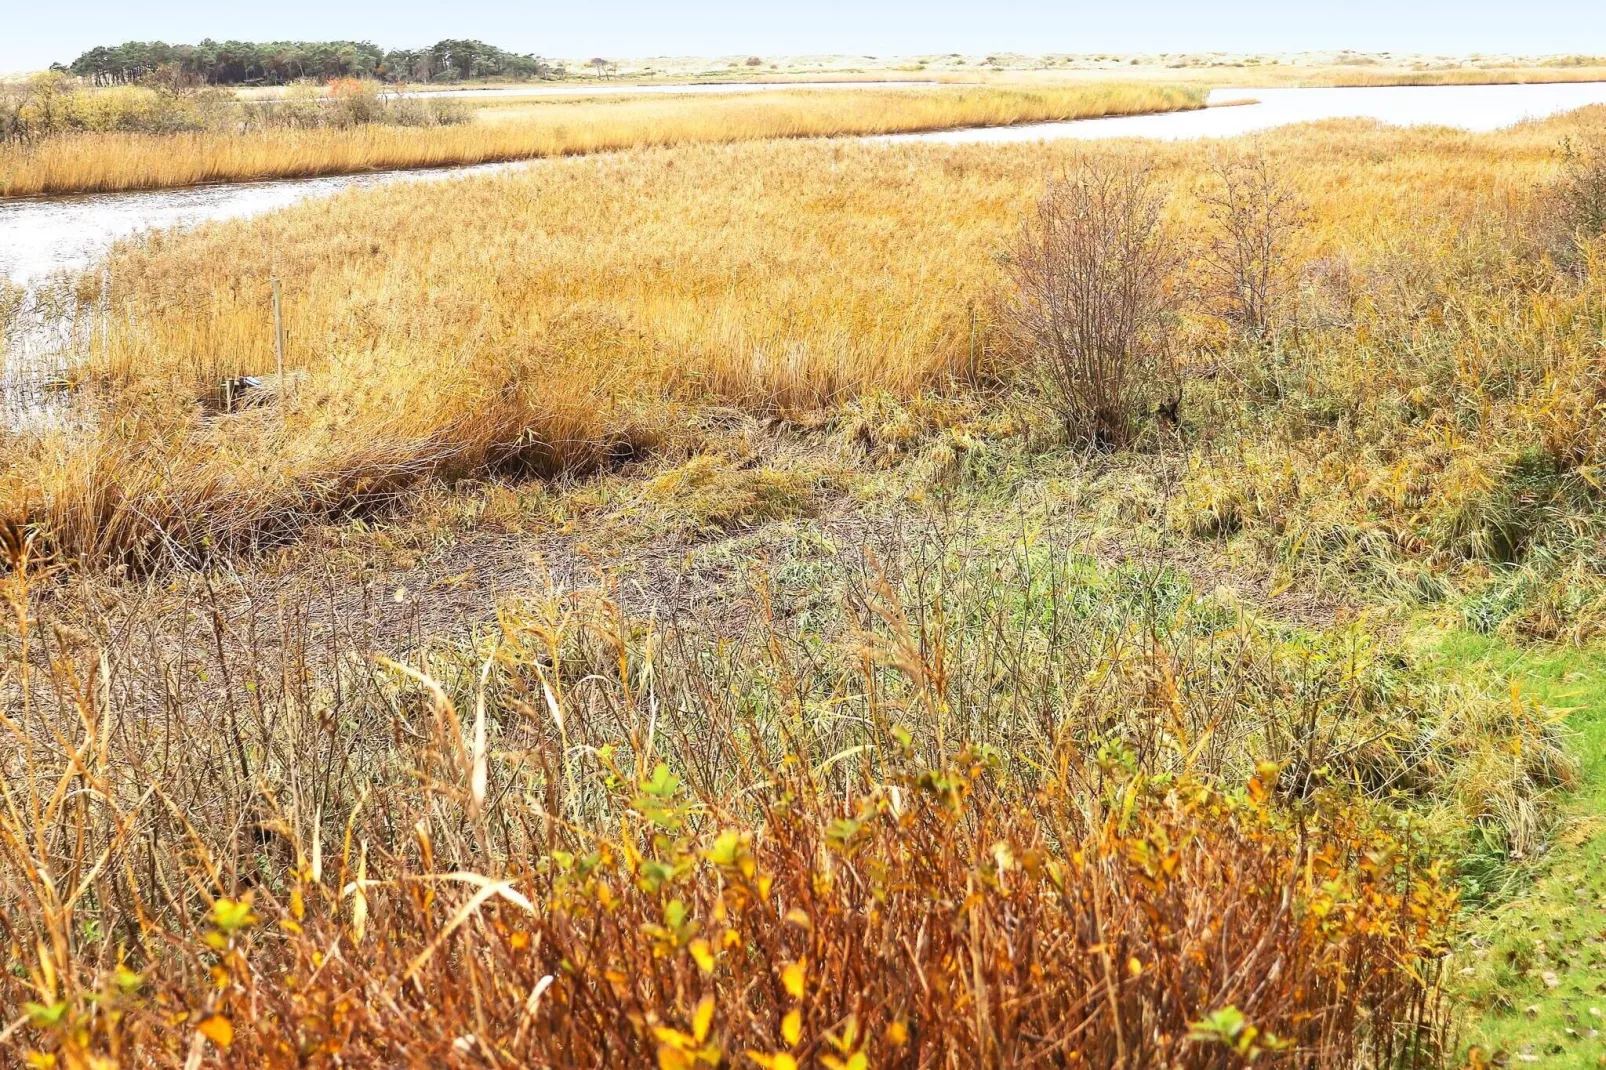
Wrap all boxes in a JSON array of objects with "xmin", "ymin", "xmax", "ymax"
[
  {"xmin": 8, "ymin": 106, "xmax": 1606, "ymax": 1063},
  {"xmin": 1305, "ymin": 67, "xmax": 1606, "ymax": 88},
  {"xmin": 3, "ymin": 114, "xmax": 1592, "ymax": 568},
  {"xmin": 971, "ymin": 64, "xmax": 1606, "ymax": 90},
  {"xmin": 0, "ymin": 82, "xmax": 1203, "ymax": 196},
  {"xmin": 3, "ymin": 520, "xmax": 1522, "ymax": 1066},
  {"xmin": 3, "ymin": 109, "xmax": 1605, "ymax": 646}
]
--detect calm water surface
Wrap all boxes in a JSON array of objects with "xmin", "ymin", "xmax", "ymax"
[{"xmin": 895, "ymin": 82, "xmax": 1606, "ymax": 143}]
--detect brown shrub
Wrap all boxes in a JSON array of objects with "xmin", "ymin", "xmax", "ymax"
[
  {"xmin": 1555, "ymin": 126, "xmax": 1606, "ymax": 243},
  {"xmin": 1199, "ymin": 149, "xmax": 1310, "ymax": 339},
  {"xmin": 1005, "ymin": 156, "xmax": 1180, "ymax": 448}
]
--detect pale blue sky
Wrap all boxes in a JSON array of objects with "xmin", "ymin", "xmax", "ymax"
[{"xmin": 5, "ymin": 1, "xmax": 1606, "ymax": 76}]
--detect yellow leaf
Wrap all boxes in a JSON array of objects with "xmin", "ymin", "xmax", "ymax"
[
  {"xmin": 652, "ymin": 1026, "xmax": 695, "ymax": 1050},
  {"xmin": 198, "ymin": 1014, "xmax": 234, "ymax": 1049},
  {"xmin": 658, "ymin": 1046, "xmax": 693, "ymax": 1070},
  {"xmin": 847, "ymin": 1055, "xmax": 869, "ymax": 1070},
  {"xmin": 886, "ymin": 1017, "xmax": 910, "ymax": 1045},
  {"xmin": 1128, "ymin": 957, "xmax": 1144, "ymax": 977},
  {"xmin": 693, "ymin": 995, "xmax": 716, "ymax": 1043},
  {"xmin": 689, "ymin": 938, "xmax": 716, "ymax": 975},
  {"xmin": 781, "ymin": 960, "xmax": 806, "ymax": 1000},
  {"xmin": 747, "ymin": 1054, "xmax": 798, "ymax": 1070},
  {"xmin": 782, "ymin": 1008, "xmax": 802, "ymax": 1047}
]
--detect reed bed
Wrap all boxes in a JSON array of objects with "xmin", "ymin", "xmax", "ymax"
[
  {"xmin": 4, "ymin": 108, "xmax": 1605, "ymax": 1068},
  {"xmin": 0, "ymin": 82, "xmax": 1203, "ymax": 196},
  {"xmin": 1306, "ymin": 67, "xmax": 1606, "ymax": 88},
  {"xmin": 5, "ymin": 114, "xmax": 1596, "ymax": 571}
]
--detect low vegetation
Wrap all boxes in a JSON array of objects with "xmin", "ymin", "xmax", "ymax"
[
  {"xmin": 0, "ymin": 73, "xmax": 468, "ymax": 146},
  {"xmin": 0, "ymin": 511, "xmax": 1530, "ymax": 1065}
]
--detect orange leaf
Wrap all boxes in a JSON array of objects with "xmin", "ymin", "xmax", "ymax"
[{"xmin": 198, "ymin": 1014, "xmax": 234, "ymax": 1049}]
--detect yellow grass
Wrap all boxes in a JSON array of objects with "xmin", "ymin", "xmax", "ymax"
[
  {"xmin": 1305, "ymin": 67, "xmax": 1606, "ymax": 88},
  {"xmin": 0, "ymin": 82, "xmax": 1203, "ymax": 197},
  {"xmin": 2, "ymin": 109, "xmax": 1598, "ymax": 567}
]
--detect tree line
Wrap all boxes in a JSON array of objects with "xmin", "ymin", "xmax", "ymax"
[{"xmin": 59, "ymin": 39, "xmax": 557, "ymax": 87}]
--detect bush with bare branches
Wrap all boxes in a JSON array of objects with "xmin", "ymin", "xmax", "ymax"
[
  {"xmin": 1199, "ymin": 149, "xmax": 1309, "ymax": 339},
  {"xmin": 1553, "ymin": 127, "xmax": 1606, "ymax": 256},
  {"xmin": 1006, "ymin": 156, "xmax": 1180, "ymax": 448}
]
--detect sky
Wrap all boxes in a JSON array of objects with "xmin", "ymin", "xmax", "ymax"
[{"xmin": 5, "ymin": 0, "xmax": 1606, "ymax": 75}]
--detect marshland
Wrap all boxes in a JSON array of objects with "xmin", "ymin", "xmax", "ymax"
[{"xmin": 4, "ymin": 34, "xmax": 1606, "ymax": 1069}]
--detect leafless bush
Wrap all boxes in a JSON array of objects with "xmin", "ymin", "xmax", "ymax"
[
  {"xmin": 1006, "ymin": 156, "xmax": 1180, "ymax": 448},
  {"xmin": 1553, "ymin": 127, "xmax": 1606, "ymax": 259},
  {"xmin": 1199, "ymin": 150, "xmax": 1309, "ymax": 339}
]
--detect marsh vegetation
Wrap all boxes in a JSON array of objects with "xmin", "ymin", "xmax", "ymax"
[
  {"xmin": 0, "ymin": 79, "xmax": 1203, "ymax": 196},
  {"xmin": 2, "ymin": 67, "xmax": 1606, "ymax": 1067}
]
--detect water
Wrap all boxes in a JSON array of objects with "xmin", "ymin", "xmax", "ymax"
[
  {"xmin": 5, "ymin": 79, "xmax": 1606, "ymax": 423},
  {"xmin": 0, "ymin": 160, "xmax": 530, "ymax": 285},
  {"xmin": 893, "ymin": 82, "xmax": 1606, "ymax": 144}
]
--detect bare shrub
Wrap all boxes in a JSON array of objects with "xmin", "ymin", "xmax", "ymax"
[
  {"xmin": 1006, "ymin": 156, "xmax": 1180, "ymax": 448},
  {"xmin": 1553, "ymin": 126, "xmax": 1606, "ymax": 257},
  {"xmin": 1199, "ymin": 149, "xmax": 1309, "ymax": 339}
]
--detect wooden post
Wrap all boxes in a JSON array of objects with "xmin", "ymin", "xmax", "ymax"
[{"xmin": 272, "ymin": 278, "xmax": 285, "ymax": 410}]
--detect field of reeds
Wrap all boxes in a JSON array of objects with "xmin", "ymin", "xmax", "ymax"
[
  {"xmin": 4, "ymin": 90, "xmax": 1606, "ymax": 1066},
  {"xmin": 7, "ymin": 115, "xmax": 1602, "ymax": 577},
  {"xmin": 0, "ymin": 81, "xmax": 1203, "ymax": 196}
]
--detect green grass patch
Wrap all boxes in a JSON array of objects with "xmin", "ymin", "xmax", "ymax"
[{"xmin": 1433, "ymin": 632, "xmax": 1606, "ymax": 1067}]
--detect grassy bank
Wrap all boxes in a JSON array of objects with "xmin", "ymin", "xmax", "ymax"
[
  {"xmin": 0, "ymin": 460, "xmax": 1538, "ymax": 1065},
  {"xmin": 0, "ymin": 82, "xmax": 1203, "ymax": 196},
  {"xmin": 1439, "ymin": 636, "xmax": 1606, "ymax": 1065}
]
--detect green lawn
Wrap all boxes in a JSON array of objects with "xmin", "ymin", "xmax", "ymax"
[{"xmin": 1433, "ymin": 632, "xmax": 1606, "ymax": 1067}]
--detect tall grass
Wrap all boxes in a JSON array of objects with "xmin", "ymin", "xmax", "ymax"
[
  {"xmin": 1306, "ymin": 67, "xmax": 1606, "ymax": 88},
  {"xmin": 0, "ymin": 83, "xmax": 1204, "ymax": 196},
  {"xmin": 6, "ymin": 112, "xmax": 1606, "ymax": 643}
]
